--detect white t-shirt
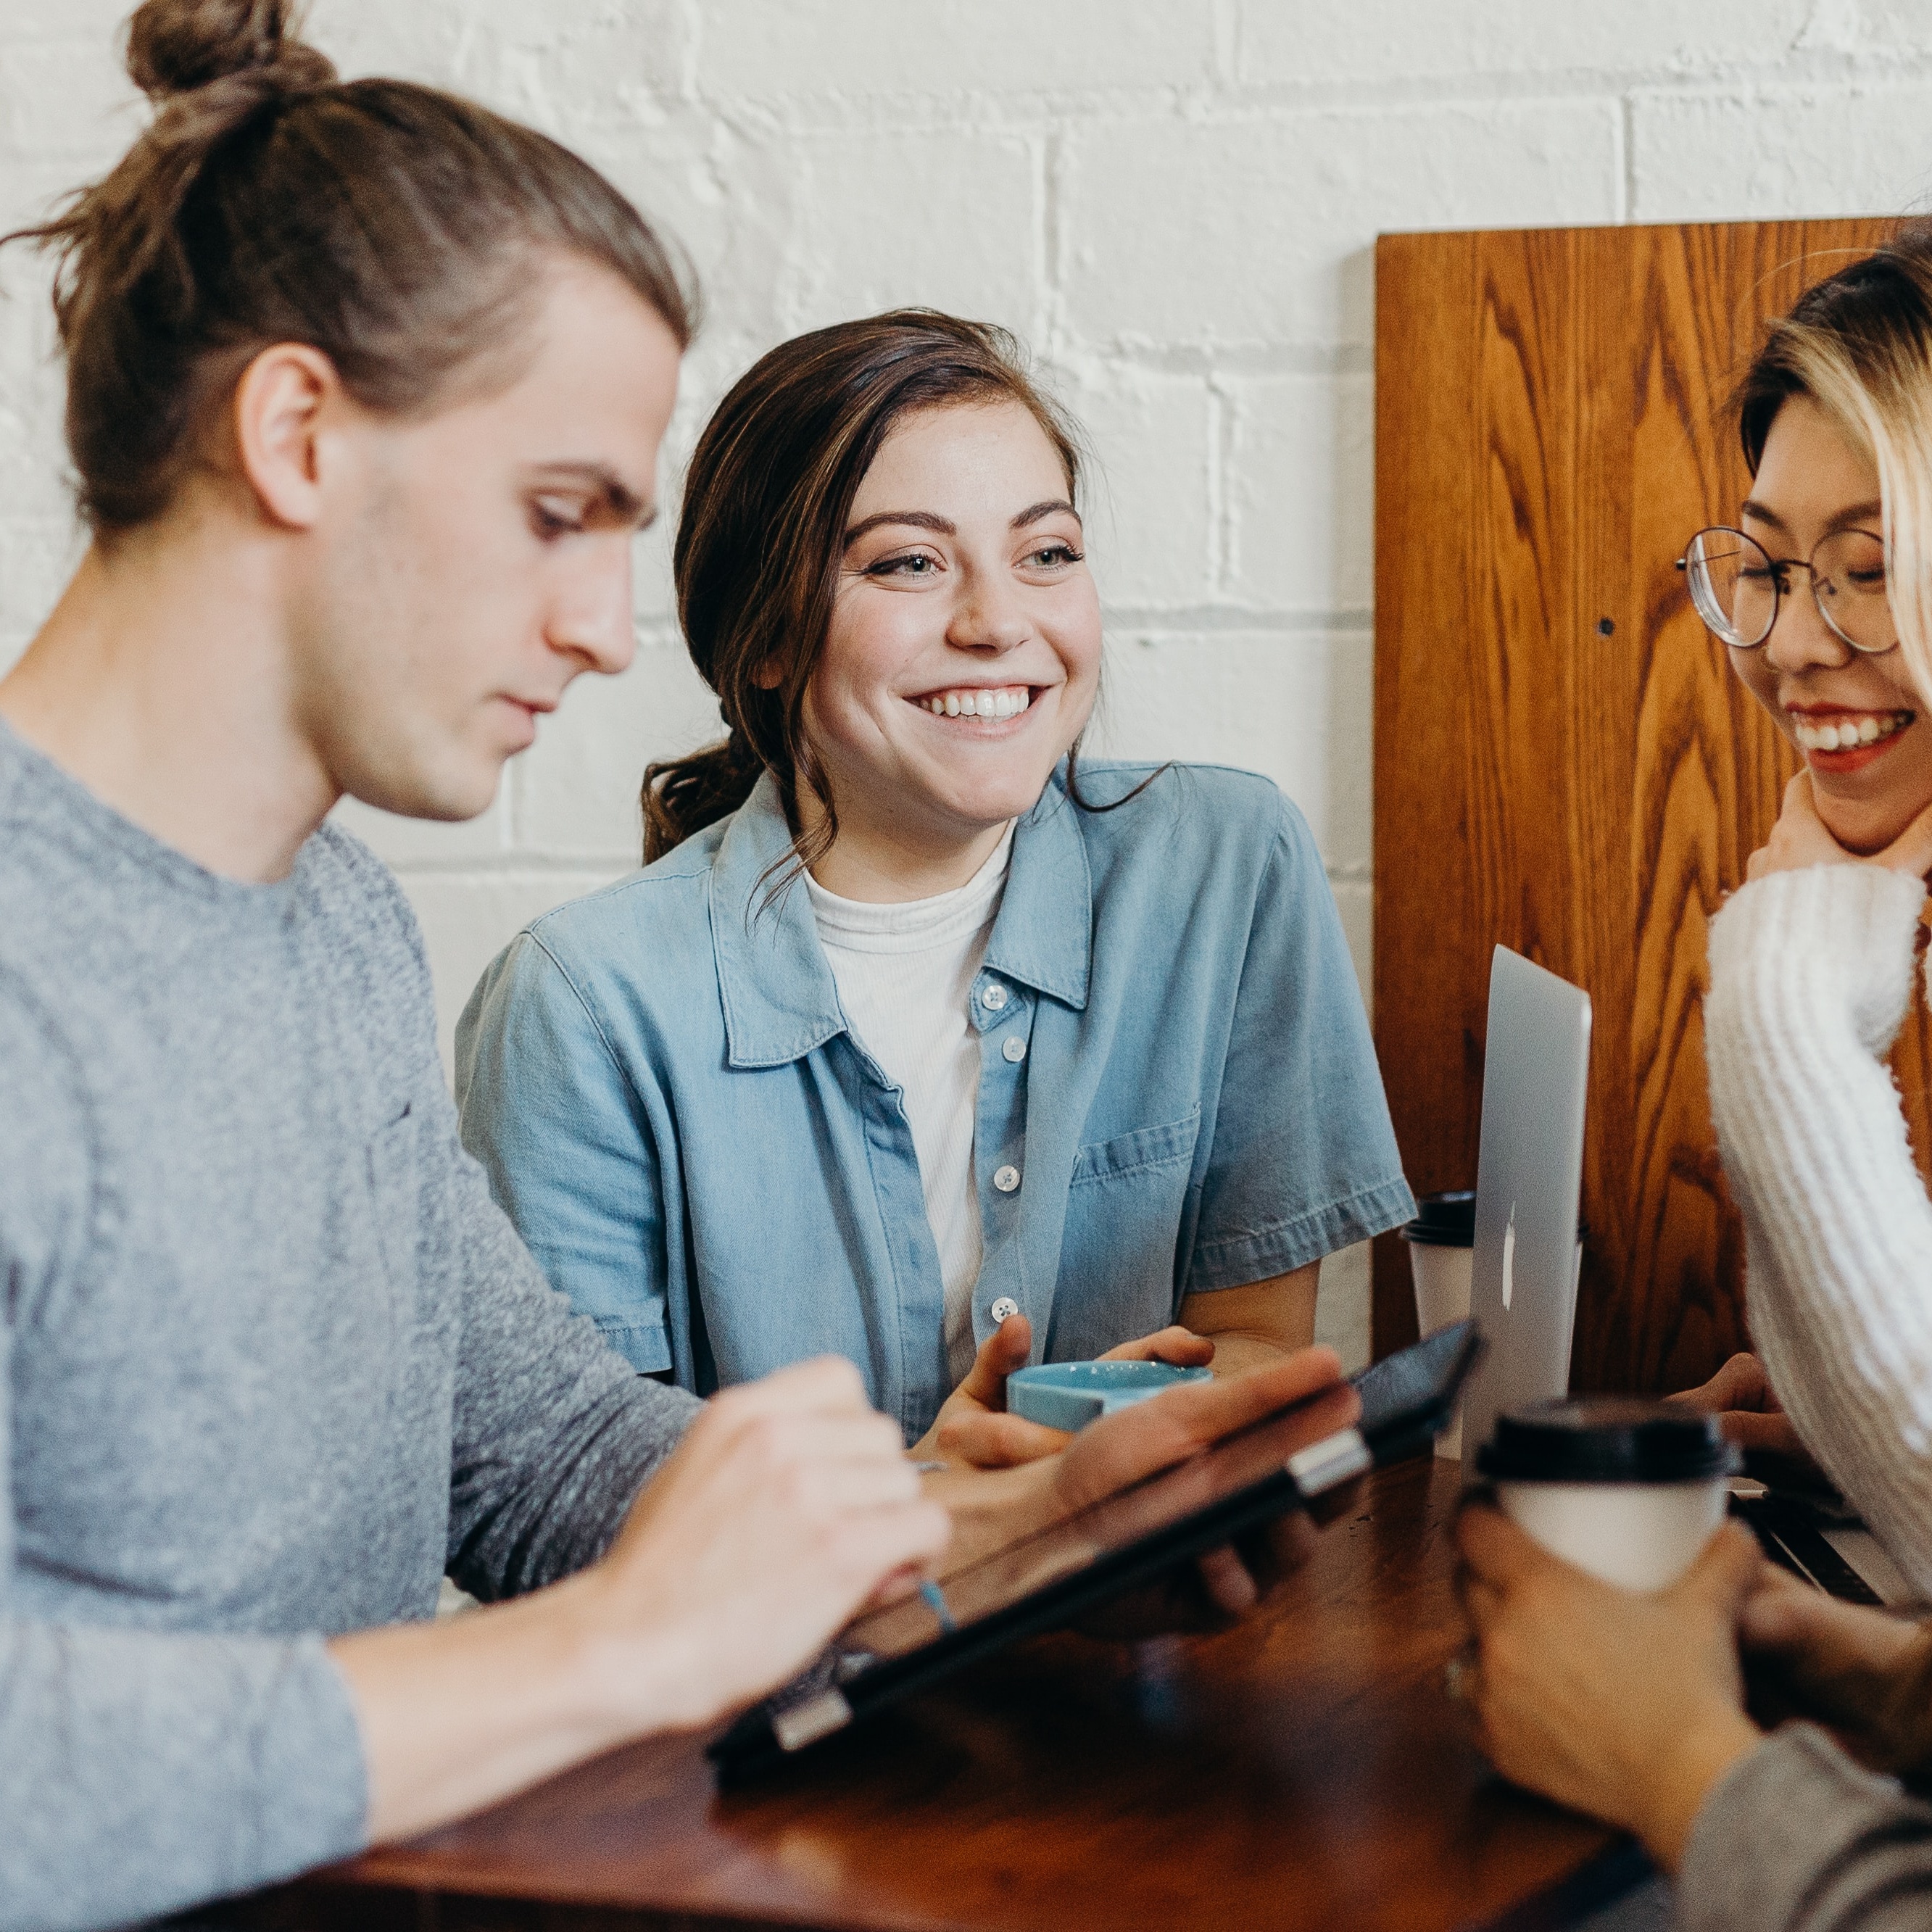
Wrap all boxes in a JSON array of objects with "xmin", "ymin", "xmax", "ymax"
[{"xmin": 805, "ymin": 826, "xmax": 1014, "ymax": 1387}]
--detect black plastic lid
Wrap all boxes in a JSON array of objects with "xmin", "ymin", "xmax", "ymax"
[
  {"xmin": 1475, "ymin": 1397, "xmax": 1741, "ymax": 1485},
  {"xmin": 1400, "ymin": 1190, "xmax": 1475, "ymax": 1248}
]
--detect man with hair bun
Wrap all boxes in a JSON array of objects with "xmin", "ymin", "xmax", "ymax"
[{"xmin": 0, "ymin": 4, "xmax": 1352, "ymax": 1926}]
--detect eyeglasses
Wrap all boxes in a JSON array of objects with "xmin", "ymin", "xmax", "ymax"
[{"xmin": 1677, "ymin": 525, "xmax": 1896, "ymax": 655}]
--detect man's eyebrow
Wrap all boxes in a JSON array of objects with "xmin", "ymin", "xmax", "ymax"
[
  {"xmin": 529, "ymin": 462, "xmax": 655, "ymax": 529},
  {"xmin": 1011, "ymin": 497, "xmax": 1078, "ymax": 529},
  {"xmin": 843, "ymin": 509, "xmax": 956, "ymax": 547}
]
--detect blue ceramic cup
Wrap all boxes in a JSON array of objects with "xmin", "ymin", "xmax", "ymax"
[{"xmin": 1006, "ymin": 1359, "xmax": 1212, "ymax": 1433}]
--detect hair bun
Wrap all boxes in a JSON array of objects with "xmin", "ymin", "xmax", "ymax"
[{"xmin": 125, "ymin": 0, "xmax": 335, "ymax": 102}]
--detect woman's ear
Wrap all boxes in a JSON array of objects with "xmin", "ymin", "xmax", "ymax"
[
  {"xmin": 228, "ymin": 342, "xmax": 346, "ymax": 531},
  {"xmin": 751, "ymin": 656, "xmax": 785, "ymax": 692}
]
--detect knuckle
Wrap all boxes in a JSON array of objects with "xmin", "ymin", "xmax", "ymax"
[{"xmin": 743, "ymin": 1412, "xmax": 795, "ymax": 1473}]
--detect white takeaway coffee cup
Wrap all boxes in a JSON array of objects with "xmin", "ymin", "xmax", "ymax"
[
  {"xmin": 1401, "ymin": 1191, "xmax": 1476, "ymax": 1459},
  {"xmin": 1475, "ymin": 1398, "xmax": 1742, "ymax": 1593}
]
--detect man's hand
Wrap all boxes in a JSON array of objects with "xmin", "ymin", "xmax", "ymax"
[
  {"xmin": 586, "ymin": 1356, "xmax": 952, "ymax": 1727},
  {"xmin": 1741, "ymin": 1566, "xmax": 1932, "ymax": 1777},
  {"xmin": 1668, "ymin": 1351, "xmax": 1825, "ymax": 1488},
  {"xmin": 333, "ymin": 1356, "xmax": 950, "ymax": 1844},
  {"xmin": 1454, "ymin": 1504, "xmax": 1764, "ymax": 1873},
  {"xmin": 911, "ymin": 1313, "xmax": 1214, "ymax": 1470},
  {"xmin": 1748, "ymin": 768, "xmax": 1932, "ymax": 881}
]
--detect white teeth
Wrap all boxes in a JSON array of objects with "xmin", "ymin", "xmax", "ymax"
[
  {"xmin": 919, "ymin": 686, "xmax": 1032, "ymax": 721},
  {"xmin": 1792, "ymin": 711, "xmax": 1912, "ymax": 752}
]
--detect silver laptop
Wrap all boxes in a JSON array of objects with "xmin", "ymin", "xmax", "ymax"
[{"xmin": 1459, "ymin": 946, "xmax": 1592, "ymax": 1459}]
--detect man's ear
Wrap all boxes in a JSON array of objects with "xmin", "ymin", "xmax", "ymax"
[{"xmin": 230, "ymin": 342, "xmax": 344, "ymax": 531}]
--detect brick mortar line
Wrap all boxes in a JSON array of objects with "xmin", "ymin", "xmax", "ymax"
[
  {"xmin": 651, "ymin": 57, "xmax": 1932, "ymax": 138},
  {"xmin": 1102, "ymin": 606, "xmax": 1373, "ymax": 632}
]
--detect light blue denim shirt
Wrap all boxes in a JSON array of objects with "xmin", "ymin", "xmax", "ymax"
[{"xmin": 455, "ymin": 762, "xmax": 1412, "ymax": 1440}]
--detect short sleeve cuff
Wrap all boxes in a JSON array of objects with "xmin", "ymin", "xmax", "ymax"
[
  {"xmin": 593, "ymin": 1318, "xmax": 674, "ymax": 1375},
  {"xmin": 1185, "ymin": 1174, "xmax": 1416, "ymax": 1293}
]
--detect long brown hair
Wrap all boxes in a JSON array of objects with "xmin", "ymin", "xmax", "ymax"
[
  {"xmin": 4, "ymin": 0, "xmax": 695, "ymax": 534},
  {"xmin": 646, "ymin": 310, "xmax": 1095, "ymax": 869}
]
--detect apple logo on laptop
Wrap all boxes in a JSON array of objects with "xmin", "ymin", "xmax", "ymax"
[{"xmin": 1501, "ymin": 1205, "xmax": 1517, "ymax": 1312}]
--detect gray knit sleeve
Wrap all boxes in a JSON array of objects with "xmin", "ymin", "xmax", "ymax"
[
  {"xmin": 0, "ymin": 981, "xmax": 369, "ymax": 1932},
  {"xmin": 436, "ymin": 1094, "xmax": 700, "ymax": 1601},
  {"xmin": 1679, "ymin": 1725, "xmax": 1932, "ymax": 1932}
]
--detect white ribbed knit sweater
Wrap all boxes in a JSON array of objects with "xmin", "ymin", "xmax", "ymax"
[{"xmin": 1704, "ymin": 863, "xmax": 1932, "ymax": 1596}]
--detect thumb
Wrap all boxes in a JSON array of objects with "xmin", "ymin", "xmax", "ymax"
[
  {"xmin": 955, "ymin": 1313, "xmax": 1032, "ymax": 1409},
  {"xmin": 1673, "ymin": 1520, "xmax": 1762, "ymax": 1619},
  {"xmin": 1781, "ymin": 766, "xmax": 1823, "ymax": 825},
  {"xmin": 1875, "ymin": 792, "xmax": 1932, "ymax": 882}
]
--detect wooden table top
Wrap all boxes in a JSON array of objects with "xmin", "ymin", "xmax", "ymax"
[{"xmin": 232, "ymin": 1456, "xmax": 1641, "ymax": 1932}]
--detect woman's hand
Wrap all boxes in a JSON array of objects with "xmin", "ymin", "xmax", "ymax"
[
  {"xmin": 924, "ymin": 1346, "xmax": 1358, "ymax": 1633},
  {"xmin": 911, "ymin": 1313, "xmax": 1215, "ymax": 1471},
  {"xmin": 1454, "ymin": 1504, "xmax": 1764, "ymax": 1872},
  {"xmin": 1668, "ymin": 1351, "xmax": 1825, "ymax": 1489},
  {"xmin": 1748, "ymin": 769, "xmax": 1932, "ymax": 881},
  {"xmin": 1741, "ymin": 1566, "xmax": 1932, "ymax": 1777},
  {"xmin": 1050, "ymin": 1345, "xmax": 1356, "ymax": 1631}
]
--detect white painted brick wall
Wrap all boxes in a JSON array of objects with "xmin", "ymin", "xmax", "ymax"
[{"xmin": 7, "ymin": 0, "xmax": 1932, "ymax": 1366}]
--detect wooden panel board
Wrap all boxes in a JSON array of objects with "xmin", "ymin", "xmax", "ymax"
[{"xmin": 1372, "ymin": 217, "xmax": 1923, "ymax": 1390}]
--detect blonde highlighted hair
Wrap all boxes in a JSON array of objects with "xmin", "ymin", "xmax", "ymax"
[{"xmin": 1738, "ymin": 227, "xmax": 1932, "ymax": 698}]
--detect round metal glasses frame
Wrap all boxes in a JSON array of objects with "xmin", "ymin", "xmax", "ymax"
[{"xmin": 1676, "ymin": 524, "xmax": 1897, "ymax": 656}]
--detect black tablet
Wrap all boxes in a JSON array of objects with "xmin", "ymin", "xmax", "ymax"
[{"xmin": 709, "ymin": 1319, "xmax": 1484, "ymax": 1783}]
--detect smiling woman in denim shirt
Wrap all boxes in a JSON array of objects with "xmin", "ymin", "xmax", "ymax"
[{"xmin": 455, "ymin": 310, "xmax": 1412, "ymax": 1459}]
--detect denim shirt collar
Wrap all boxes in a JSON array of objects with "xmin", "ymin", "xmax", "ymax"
[{"xmin": 709, "ymin": 768, "xmax": 1093, "ymax": 1070}]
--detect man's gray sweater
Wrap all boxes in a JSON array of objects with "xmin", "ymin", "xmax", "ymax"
[{"xmin": 0, "ymin": 721, "xmax": 699, "ymax": 1931}]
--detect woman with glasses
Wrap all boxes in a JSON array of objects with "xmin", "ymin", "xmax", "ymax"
[
  {"xmin": 453, "ymin": 310, "xmax": 1413, "ymax": 1465},
  {"xmin": 1451, "ymin": 233, "xmax": 1932, "ymax": 1930}
]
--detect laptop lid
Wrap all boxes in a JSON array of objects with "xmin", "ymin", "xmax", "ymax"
[{"xmin": 1460, "ymin": 945, "xmax": 1592, "ymax": 1458}]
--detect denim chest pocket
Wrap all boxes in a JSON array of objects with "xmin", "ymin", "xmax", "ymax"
[
  {"xmin": 1062, "ymin": 1108, "xmax": 1203, "ymax": 1332},
  {"xmin": 366, "ymin": 1102, "xmax": 423, "ymax": 1296}
]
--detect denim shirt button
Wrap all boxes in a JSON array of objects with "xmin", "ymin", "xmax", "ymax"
[
  {"xmin": 990, "ymin": 1296, "xmax": 1020, "ymax": 1322},
  {"xmin": 980, "ymin": 982, "xmax": 1008, "ymax": 1011},
  {"xmin": 1001, "ymin": 1035, "xmax": 1027, "ymax": 1064},
  {"xmin": 992, "ymin": 1164, "xmax": 1021, "ymax": 1193}
]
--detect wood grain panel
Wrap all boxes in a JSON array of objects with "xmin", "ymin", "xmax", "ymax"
[
  {"xmin": 1372, "ymin": 228, "xmax": 1482, "ymax": 1361},
  {"xmin": 1374, "ymin": 217, "xmax": 1925, "ymax": 1391}
]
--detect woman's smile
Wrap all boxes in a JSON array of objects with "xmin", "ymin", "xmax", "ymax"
[
  {"xmin": 1786, "ymin": 701, "xmax": 1917, "ymax": 773},
  {"xmin": 1728, "ymin": 395, "xmax": 1932, "ymax": 855},
  {"xmin": 909, "ymin": 681, "xmax": 1036, "ymax": 724}
]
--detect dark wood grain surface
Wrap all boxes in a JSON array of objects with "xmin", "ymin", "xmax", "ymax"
[
  {"xmin": 1371, "ymin": 217, "xmax": 1928, "ymax": 1385},
  {"xmin": 224, "ymin": 1459, "xmax": 1635, "ymax": 1932}
]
